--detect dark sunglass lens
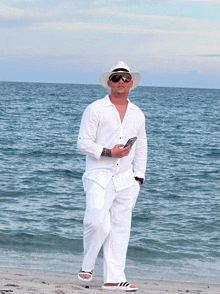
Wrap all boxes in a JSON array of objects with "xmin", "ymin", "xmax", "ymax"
[
  {"xmin": 110, "ymin": 75, "xmax": 131, "ymax": 83},
  {"xmin": 111, "ymin": 75, "xmax": 121, "ymax": 82},
  {"xmin": 122, "ymin": 76, "xmax": 131, "ymax": 82}
]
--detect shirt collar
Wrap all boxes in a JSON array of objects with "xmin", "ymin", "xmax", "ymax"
[{"xmin": 103, "ymin": 95, "xmax": 136, "ymax": 110}]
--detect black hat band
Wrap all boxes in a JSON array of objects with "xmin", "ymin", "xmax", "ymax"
[{"xmin": 112, "ymin": 68, "xmax": 129, "ymax": 73}]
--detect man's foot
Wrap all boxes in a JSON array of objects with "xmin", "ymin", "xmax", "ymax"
[
  {"xmin": 78, "ymin": 268, "xmax": 93, "ymax": 282},
  {"xmin": 102, "ymin": 282, "xmax": 138, "ymax": 291}
]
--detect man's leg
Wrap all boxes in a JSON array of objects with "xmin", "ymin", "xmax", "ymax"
[
  {"xmin": 103, "ymin": 181, "xmax": 140, "ymax": 283},
  {"xmin": 81, "ymin": 180, "xmax": 116, "ymax": 273}
]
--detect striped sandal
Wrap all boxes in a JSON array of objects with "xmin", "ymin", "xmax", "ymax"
[
  {"xmin": 78, "ymin": 268, "xmax": 93, "ymax": 282},
  {"xmin": 102, "ymin": 282, "xmax": 138, "ymax": 291}
]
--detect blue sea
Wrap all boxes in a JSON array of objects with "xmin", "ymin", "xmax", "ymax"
[{"xmin": 0, "ymin": 81, "xmax": 219, "ymax": 284}]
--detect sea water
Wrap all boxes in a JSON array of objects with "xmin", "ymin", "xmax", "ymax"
[{"xmin": 0, "ymin": 82, "xmax": 219, "ymax": 283}]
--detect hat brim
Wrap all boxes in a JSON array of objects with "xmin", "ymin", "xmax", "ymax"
[{"xmin": 99, "ymin": 71, "xmax": 141, "ymax": 90}]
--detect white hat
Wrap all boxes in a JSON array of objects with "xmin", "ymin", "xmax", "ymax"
[{"xmin": 99, "ymin": 61, "xmax": 141, "ymax": 90}]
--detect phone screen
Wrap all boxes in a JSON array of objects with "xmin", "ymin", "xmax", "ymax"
[{"xmin": 124, "ymin": 137, "xmax": 137, "ymax": 148}]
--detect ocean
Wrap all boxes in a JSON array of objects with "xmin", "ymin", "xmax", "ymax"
[{"xmin": 0, "ymin": 81, "xmax": 219, "ymax": 284}]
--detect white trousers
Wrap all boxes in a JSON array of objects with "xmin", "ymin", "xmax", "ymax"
[{"xmin": 81, "ymin": 178, "xmax": 140, "ymax": 283}]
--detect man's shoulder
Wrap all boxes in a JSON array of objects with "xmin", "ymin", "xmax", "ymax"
[
  {"xmin": 89, "ymin": 95, "xmax": 108, "ymax": 109},
  {"xmin": 129, "ymin": 101, "xmax": 145, "ymax": 116}
]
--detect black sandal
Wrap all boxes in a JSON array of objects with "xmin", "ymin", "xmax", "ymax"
[{"xmin": 102, "ymin": 282, "xmax": 138, "ymax": 291}]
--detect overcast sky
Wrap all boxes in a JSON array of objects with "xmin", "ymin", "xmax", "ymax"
[{"xmin": 1, "ymin": 0, "xmax": 219, "ymax": 88}]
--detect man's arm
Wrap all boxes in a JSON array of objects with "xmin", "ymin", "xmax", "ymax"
[
  {"xmin": 77, "ymin": 106, "xmax": 104, "ymax": 159},
  {"xmin": 101, "ymin": 148, "xmax": 112, "ymax": 157},
  {"xmin": 101, "ymin": 145, "xmax": 131, "ymax": 158},
  {"xmin": 133, "ymin": 120, "xmax": 147, "ymax": 181}
]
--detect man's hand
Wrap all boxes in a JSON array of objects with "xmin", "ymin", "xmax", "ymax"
[
  {"xmin": 111, "ymin": 144, "xmax": 131, "ymax": 158},
  {"xmin": 135, "ymin": 180, "xmax": 141, "ymax": 186}
]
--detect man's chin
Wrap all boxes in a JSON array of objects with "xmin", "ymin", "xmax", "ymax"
[{"xmin": 116, "ymin": 88, "xmax": 126, "ymax": 93}]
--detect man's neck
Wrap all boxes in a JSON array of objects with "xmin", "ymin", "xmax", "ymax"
[{"xmin": 109, "ymin": 93, "xmax": 128, "ymax": 106}]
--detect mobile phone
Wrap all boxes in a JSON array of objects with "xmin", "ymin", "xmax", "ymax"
[{"xmin": 123, "ymin": 137, "xmax": 137, "ymax": 148}]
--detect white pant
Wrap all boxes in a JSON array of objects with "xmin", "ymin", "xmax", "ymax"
[{"xmin": 81, "ymin": 179, "xmax": 140, "ymax": 283}]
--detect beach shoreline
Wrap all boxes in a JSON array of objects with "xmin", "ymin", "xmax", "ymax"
[{"xmin": 0, "ymin": 267, "xmax": 219, "ymax": 294}]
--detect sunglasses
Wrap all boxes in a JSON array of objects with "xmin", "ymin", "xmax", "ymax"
[{"xmin": 109, "ymin": 74, "xmax": 132, "ymax": 83}]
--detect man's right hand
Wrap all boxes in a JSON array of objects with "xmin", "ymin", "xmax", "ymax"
[{"xmin": 111, "ymin": 144, "xmax": 131, "ymax": 158}]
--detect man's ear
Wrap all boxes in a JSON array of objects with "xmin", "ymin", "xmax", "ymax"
[{"xmin": 107, "ymin": 80, "xmax": 111, "ymax": 87}]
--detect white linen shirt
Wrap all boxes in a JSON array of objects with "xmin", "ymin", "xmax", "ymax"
[{"xmin": 77, "ymin": 95, "xmax": 147, "ymax": 191}]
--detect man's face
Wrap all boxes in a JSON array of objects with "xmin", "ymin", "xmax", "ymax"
[{"xmin": 107, "ymin": 73, "xmax": 133, "ymax": 95}]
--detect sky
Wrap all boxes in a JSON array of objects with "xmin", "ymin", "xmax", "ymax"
[{"xmin": 0, "ymin": 0, "xmax": 220, "ymax": 89}]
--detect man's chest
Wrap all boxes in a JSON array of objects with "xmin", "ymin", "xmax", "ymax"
[
  {"xmin": 97, "ymin": 108, "xmax": 140, "ymax": 136},
  {"xmin": 114, "ymin": 104, "xmax": 127, "ymax": 123}
]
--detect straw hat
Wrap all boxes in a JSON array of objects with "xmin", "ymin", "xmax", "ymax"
[{"xmin": 99, "ymin": 61, "xmax": 141, "ymax": 90}]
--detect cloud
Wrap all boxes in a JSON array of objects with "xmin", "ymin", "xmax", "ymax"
[
  {"xmin": 33, "ymin": 20, "xmax": 218, "ymax": 39},
  {"xmin": 1, "ymin": 4, "xmax": 219, "ymax": 37},
  {"xmin": 0, "ymin": 7, "xmax": 55, "ymax": 22},
  {"xmin": 1, "ymin": 0, "xmax": 219, "ymax": 85},
  {"xmin": 0, "ymin": 7, "xmax": 31, "ymax": 19},
  {"xmin": 198, "ymin": 54, "xmax": 220, "ymax": 57}
]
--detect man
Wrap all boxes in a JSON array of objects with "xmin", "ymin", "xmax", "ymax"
[{"xmin": 77, "ymin": 61, "xmax": 147, "ymax": 291}]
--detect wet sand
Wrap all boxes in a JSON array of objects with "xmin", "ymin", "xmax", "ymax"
[{"xmin": 0, "ymin": 268, "xmax": 219, "ymax": 294}]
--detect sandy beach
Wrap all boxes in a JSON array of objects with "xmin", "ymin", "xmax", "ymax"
[{"xmin": 0, "ymin": 268, "xmax": 219, "ymax": 294}]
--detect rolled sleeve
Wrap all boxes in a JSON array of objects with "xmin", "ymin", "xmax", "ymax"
[
  {"xmin": 133, "ymin": 121, "xmax": 147, "ymax": 180},
  {"xmin": 77, "ymin": 106, "xmax": 104, "ymax": 160}
]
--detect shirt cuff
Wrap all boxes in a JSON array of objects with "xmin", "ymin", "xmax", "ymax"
[
  {"xmin": 95, "ymin": 144, "xmax": 105, "ymax": 160},
  {"xmin": 134, "ymin": 172, "xmax": 145, "ymax": 181}
]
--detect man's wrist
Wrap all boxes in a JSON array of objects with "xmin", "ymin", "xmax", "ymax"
[
  {"xmin": 134, "ymin": 177, "xmax": 144, "ymax": 185},
  {"xmin": 101, "ymin": 148, "xmax": 112, "ymax": 157}
]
